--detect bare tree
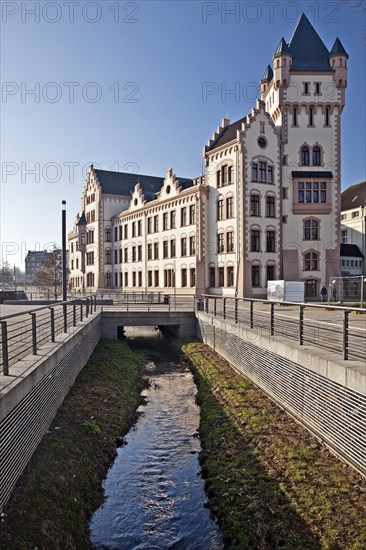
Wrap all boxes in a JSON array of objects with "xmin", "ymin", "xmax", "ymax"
[
  {"xmin": 0, "ymin": 261, "xmax": 14, "ymax": 287},
  {"xmin": 34, "ymin": 248, "xmax": 64, "ymax": 300}
]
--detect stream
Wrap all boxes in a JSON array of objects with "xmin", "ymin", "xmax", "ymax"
[{"xmin": 90, "ymin": 327, "xmax": 223, "ymax": 549}]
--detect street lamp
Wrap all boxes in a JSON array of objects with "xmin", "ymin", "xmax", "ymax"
[{"xmin": 62, "ymin": 200, "xmax": 67, "ymax": 302}]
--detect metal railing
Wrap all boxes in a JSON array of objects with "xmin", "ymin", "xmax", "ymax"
[
  {"xmin": 0, "ymin": 297, "xmax": 97, "ymax": 376},
  {"xmin": 197, "ymin": 295, "xmax": 366, "ymax": 363},
  {"xmin": 96, "ymin": 292, "xmax": 197, "ymax": 312}
]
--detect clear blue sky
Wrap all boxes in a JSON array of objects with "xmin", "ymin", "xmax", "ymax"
[{"xmin": 1, "ymin": 0, "xmax": 365, "ymax": 268}]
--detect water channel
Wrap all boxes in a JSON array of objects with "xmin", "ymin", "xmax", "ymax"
[{"xmin": 90, "ymin": 327, "xmax": 223, "ymax": 550}]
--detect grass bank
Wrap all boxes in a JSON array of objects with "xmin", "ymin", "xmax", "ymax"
[
  {"xmin": 182, "ymin": 342, "xmax": 366, "ymax": 550},
  {"xmin": 0, "ymin": 339, "xmax": 146, "ymax": 550}
]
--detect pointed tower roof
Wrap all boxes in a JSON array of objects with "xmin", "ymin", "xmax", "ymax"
[
  {"xmin": 261, "ymin": 65, "xmax": 273, "ymax": 82},
  {"xmin": 330, "ymin": 37, "xmax": 349, "ymax": 58},
  {"xmin": 77, "ymin": 212, "xmax": 87, "ymax": 226},
  {"xmin": 288, "ymin": 13, "xmax": 333, "ymax": 71},
  {"xmin": 274, "ymin": 37, "xmax": 291, "ymax": 57}
]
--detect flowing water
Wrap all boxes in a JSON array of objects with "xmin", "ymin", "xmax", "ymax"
[{"xmin": 90, "ymin": 327, "xmax": 223, "ymax": 550}]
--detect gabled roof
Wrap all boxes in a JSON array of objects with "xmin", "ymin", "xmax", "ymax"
[
  {"xmin": 77, "ymin": 212, "xmax": 87, "ymax": 226},
  {"xmin": 274, "ymin": 37, "xmax": 291, "ymax": 57},
  {"xmin": 261, "ymin": 65, "xmax": 273, "ymax": 82},
  {"xmin": 341, "ymin": 181, "xmax": 366, "ymax": 211},
  {"xmin": 94, "ymin": 169, "xmax": 165, "ymax": 196},
  {"xmin": 206, "ymin": 116, "xmax": 246, "ymax": 151},
  {"xmin": 330, "ymin": 38, "xmax": 349, "ymax": 58},
  {"xmin": 93, "ymin": 169, "xmax": 194, "ymax": 199},
  {"xmin": 288, "ymin": 13, "xmax": 333, "ymax": 71},
  {"xmin": 340, "ymin": 243, "xmax": 364, "ymax": 258}
]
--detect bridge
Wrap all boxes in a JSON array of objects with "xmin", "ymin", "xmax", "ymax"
[{"xmin": 0, "ymin": 293, "xmax": 365, "ymax": 511}]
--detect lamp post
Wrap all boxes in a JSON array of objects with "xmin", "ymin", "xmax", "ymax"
[{"xmin": 62, "ymin": 200, "xmax": 67, "ymax": 302}]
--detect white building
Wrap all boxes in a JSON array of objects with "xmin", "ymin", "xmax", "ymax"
[
  {"xmin": 69, "ymin": 14, "xmax": 348, "ymax": 300},
  {"xmin": 340, "ymin": 181, "xmax": 366, "ymax": 276}
]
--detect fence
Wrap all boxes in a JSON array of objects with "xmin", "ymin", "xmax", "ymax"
[
  {"xmin": 0, "ymin": 297, "xmax": 97, "ymax": 375},
  {"xmin": 198, "ymin": 295, "xmax": 366, "ymax": 363},
  {"xmin": 329, "ymin": 276, "xmax": 366, "ymax": 306}
]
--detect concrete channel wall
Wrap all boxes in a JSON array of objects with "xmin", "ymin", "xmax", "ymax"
[
  {"xmin": 197, "ymin": 312, "xmax": 366, "ymax": 476},
  {"xmin": 0, "ymin": 316, "xmax": 101, "ymax": 512}
]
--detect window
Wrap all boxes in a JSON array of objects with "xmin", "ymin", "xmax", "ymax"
[
  {"xmin": 217, "ymin": 233, "xmax": 225, "ymax": 253},
  {"xmin": 181, "ymin": 237, "xmax": 187, "ymax": 256},
  {"xmin": 105, "ymin": 227, "xmax": 111, "ymax": 242},
  {"xmin": 222, "ymin": 165, "xmax": 228, "ymax": 185},
  {"xmin": 303, "ymin": 82, "xmax": 309, "ymax": 94},
  {"xmin": 138, "ymin": 245, "xmax": 142, "ymax": 261},
  {"xmin": 124, "ymin": 272, "xmax": 128, "ymax": 287},
  {"xmin": 114, "ymin": 249, "xmax": 118, "ymax": 264},
  {"xmin": 170, "ymin": 239, "xmax": 176, "ymax": 258},
  {"xmin": 309, "ymin": 107, "xmax": 314, "ymax": 127},
  {"xmin": 189, "ymin": 205, "xmax": 196, "ymax": 225},
  {"xmin": 210, "ymin": 267, "xmax": 215, "ymax": 287},
  {"xmin": 181, "ymin": 207, "xmax": 187, "ymax": 226},
  {"xmin": 147, "ymin": 217, "xmax": 152, "ymax": 234},
  {"xmin": 119, "ymin": 249, "xmax": 122, "ymax": 263},
  {"xmin": 266, "ymin": 231, "xmax": 276, "ymax": 252},
  {"xmin": 227, "ymin": 266, "xmax": 234, "ymax": 287},
  {"xmin": 228, "ymin": 165, "xmax": 233, "ymax": 183},
  {"xmin": 282, "ymin": 188, "xmax": 288, "ymax": 199},
  {"xmin": 217, "ymin": 198, "xmax": 224, "ymax": 220},
  {"xmin": 226, "ymin": 196, "xmax": 234, "ymax": 218},
  {"xmin": 147, "ymin": 243, "xmax": 152, "ymax": 260},
  {"xmin": 124, "ymin": 248, "xmax": 129, "ymax": 263},
  {"xmin": 252, "ymin": 161, "xmax": 273, "ymax": 183},
  {"xmin": 124, "ymin": 224, "xmax": 128, "ymax": 239},
  {"xmin": 132, "ymin": 246, "xmax": 136, "ymax": 262},
  {"xmin": 266, "ymin": 196, "xmax": 275, "ymax": 217},
  {"xmin": 298, "ymin": 181, "xmax": 326, "ymax": 204},
  {"xmin": 251, "ymin": 230, "xmax": 260, "ymax": 252},
  {"xmin": 154, "ymin": 215, "xmax": 159, "ymax": 232},
  {"xmin": 341, "ymin": 229, "xmax": 348, "ymax": 243},
  {"xmin": 352, "ymin": 211, "xmax": 360, "ymax": 218},
  {"xmin": 148, "ymin": 271, "xmax": 152, "ymax": 287},
  {"xmin": 325, "ymin": 107, "xmax": 330, "ymax": 127},
  {"xmin": 105, "ymin": 250, "xmax": 111, "ymax": 264},
  {"xmin": 154, "ymin": 270, "xmax": 159, "ymax": 287},
  {"xmin": 304, "ymin": 219, "xmax": 319, "ymax": 240},
  {"xmin": 114, "ymin": 227, "xmax": 118, "ymax": 241},
  {"xmin": 252, "ymin": 265, "xmax": 260, "ymax": 287},
  {"xmin": 266, "ymin": 265, "xmax": 275, "ymax": 282},
  {"xmin": 170, "ymin": 210, "xmax": 176, "ymax": 229},
  {"xmin": 190, "ymin": 268, "xmax": 196, "ymax": 287},
  {"xmin": 132, "ymin": 272, "xmax": 136, "ymax": 287},
  {"xmin": 137, "ymin": 220, "xmax": 142, "ymax": 236},
  {"xmin": 119, "ymin": 226, "xmax": 122, "ymax": 240},
  {"xmin": 312, "ymin": 146, "xmax": 321, "ymax": 166},
  {"xmin": 154, "ymin": 242, "xmax": 159, "ymax": 259},
  {"xmin": 218, "ymin": 267, "xmax": 225, "ymax": 286},
  {"xmin": 305, "ymin": 278, "xmax": 318, "ymax": 297},
  {"xmin": 138, "ymin": 272, "xmax": 142, "ymax": 287},
  {"xmin": 301, "ymin": 146, "xmax": 309, "ymax": 166},
  {"xmin": 216, "ymin": 170, "xmax": 221, "ymax": 188},
  {"xmin": 163, "ymin": 240, "xmax": 168, "ymax": 258},
  {"xmin": 181, "ymin": 268, "xmax": 187, "ymax": 287},
  {"xmin": 304, "ymin": 251, "xmax": 319, "ymax": 271},
  {"xmin": 105, "ymin": 273, "xmax": 111, "ymax": 287},
  {"xmin": 189, "ymin": 236, "xmax": 196, "ymax": 256},
  {"xmin": 226, "ymin": 231, "xmax": 234, "ymax": 252},
  {"xmin": 163, "ymin": 213, "xmax": 168, "ymax": 230},
  {"xmin": 250, "ymin": 194, "xmax": 260, "ymax": 217},
  {"xmin": 315, "ymin": 82, "xmax": 321, "ymax": 95},
  {"xmin": 293, "ymin": 107, "xmax": 298, "ymax": 126},
  {"xmin": 132, "ymin": 222, "xmax": 136, "ymax": 237}
]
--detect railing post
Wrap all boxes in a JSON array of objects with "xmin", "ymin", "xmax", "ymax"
[
  {"xmin": 270, "ymin": 302, "xmax": 274, "ymax": 336},
  {"xmin": 223, "ymin": 298, "xmax": 226, "ymax": 319},
  {"xmin": 343, "ymin": 310, "xmax": 349, "ymax": 360},
  {"xmin": 80, "ymin": 302, "xmax": 83, "ymax": 322},
  {"xmin": 1, "ymin": 321, "xmax": 9, "ymax": 376},
  {"xmin": 31, "ymin": 312, "xmax": 37, "ymax": 355},
  {"xmin": 50, "ymin": 308, "xmax": 55, "ymax": 342},
  {"xmin": 235, "ymin": 298, "xmax": 238, "ymax": 323},
  {"xmin": 214, "ymin": 298, "xmax": 217, "ymax": 317},
  {"xmin": 73, "ymin": 303, "xmax": 76, "ymax": 326},
  {"xmin": 250, "ymin": 301, "xmax": 254, "ymax": 329},
  {"xmin": 299, "ymin": 305, "xmax": 304, "ymax": 345},
  {"xmin": 205, "ymin": 297, "xmax": 208, "ymax": 313},
  {"xmin": 85, "ymin": 299, "xmax": 89, "ymax": 318},
  {"xmin": 94, "ymin": 295, "xmax": 97, "ymax": 312},
  {"xmin": 63, "ymin": 303, "xmax": 67, "ymax": 333}
]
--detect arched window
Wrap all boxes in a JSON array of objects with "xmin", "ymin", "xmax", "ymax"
[
  {"xmin": 305, "ymin": 278, "xmax": 318, "ymax": 298},
  {"xmin": 304, "ymin": 251, "xmax": 319, "ymax": 271},
  {"xmin": 105, "ymin": 273, "xmax": 111, "ymax": 287},
  {"xmin": 301, "ymin": 146, "xmax": 309, "ymax": 166},
  {"xmin": 304, "ymin": 219, "xmax": 319, "ymax": 240},
  {"xmin": 312, "ymin": 146, "xmax": 321, "ymax": 166}
]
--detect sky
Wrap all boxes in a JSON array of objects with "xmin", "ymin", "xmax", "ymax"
[{"xmin": 1, "ymin": 0, "xmax": 365, "ymax": 268}]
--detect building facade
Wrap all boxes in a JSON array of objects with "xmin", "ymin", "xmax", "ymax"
[
  {"xmin": 25, "ymin": 251, "xmax": 52, "ymax": 283},
  {"xmin": 69, "ymin": 14, "xmax": 348, "ymax": 300},
  {"xmin": 340, "ymin": 181, "xmax": 366, "ymax": 275}
]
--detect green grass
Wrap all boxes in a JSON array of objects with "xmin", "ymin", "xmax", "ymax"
[{"xmin": 182, "ymin": 342, "xmax": 366, "ymax": 550}]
